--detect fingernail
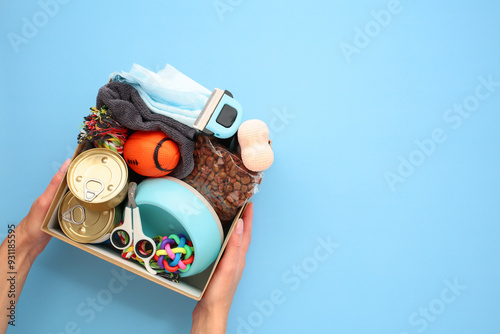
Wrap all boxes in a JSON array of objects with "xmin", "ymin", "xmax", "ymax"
[
  {"xmin": 235, "ymin": 219, "xmax": 244, "ymax": 235},
  {"xmin": 58, "ymin": 159, "xmax": 71, "ymax": 175}
]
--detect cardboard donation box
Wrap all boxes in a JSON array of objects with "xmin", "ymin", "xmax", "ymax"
[{"xmin": 42, "ymin": 143, "xmax": 247, "ymax": 300}]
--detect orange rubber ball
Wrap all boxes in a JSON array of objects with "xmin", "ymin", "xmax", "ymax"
[{"xmin": 123, "ymin": 131, "xmax": 180, "ymax": 177}]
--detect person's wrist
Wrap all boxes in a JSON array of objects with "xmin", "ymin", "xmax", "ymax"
[
  {"xmin": 194, "ymin": 301, "xmax": 229, "ymax": 317},
  {"xmin": 0, "ymin": 226, "xmax": 35, "ymax": 278},
  {"xmin": 15, "ymin": 221, "xmax": 49, "ymax": 266},
  {"xmin": 192, "ymin": 303, "xmax": 229, "ymax": 334},
  {"xmin": 16, "ymin": 226, "xmax": 35, "ymax": 267}
]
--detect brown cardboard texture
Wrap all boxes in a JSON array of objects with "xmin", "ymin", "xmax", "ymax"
[{"xmin": 41, "ymin": 143, "xmax": 246, "ymax": 300}]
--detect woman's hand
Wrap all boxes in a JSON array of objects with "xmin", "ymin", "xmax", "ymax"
[
  {"xmin": 16, "ymin": 159, "xmax": 71, "ymax": 263},
  {"xmin": 191, "ymin": 202, "xmax": 254, "ymax": 334}
]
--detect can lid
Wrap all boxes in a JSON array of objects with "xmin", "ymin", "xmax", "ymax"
[
  {"xmin": 67, "ymin": 148, "xmax": 128, "ymax": 206},
  {"xmin": 58, "ymin": 191, "xmax": 118, "ymax": 243}
]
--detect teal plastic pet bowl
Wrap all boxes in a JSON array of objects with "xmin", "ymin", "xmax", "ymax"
[{"xmin": 134, "ymin": 177, "xmax": 223, "ymax": 277}]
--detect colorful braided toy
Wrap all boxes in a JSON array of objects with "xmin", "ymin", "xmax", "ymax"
[
  {"xmin": 94, "ymin": 134, "xmax": 127, "ymax": 154},
  {"xmin": 120, "ymin": 234, "xmax": 194, "ymax": 276},
  {"xmin": 78, "ymin": 106, "xmax": 128, "ymax": 154},
  {"xmin": 155, "ymin": 234, "xmax": 194, "ymax": 273}
]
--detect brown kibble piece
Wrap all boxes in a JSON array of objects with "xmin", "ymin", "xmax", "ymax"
[{"xmin": 241, "ymin": 175, "xmax": 251, "ymax": 185}]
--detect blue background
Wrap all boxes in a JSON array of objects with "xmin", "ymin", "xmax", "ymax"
[{"xmin": 1, "ymin": 0, "xmax": 499, "ymax": 333}]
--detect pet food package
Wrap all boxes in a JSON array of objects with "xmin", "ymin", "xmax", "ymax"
[{"xmin": 184, "ymin": 136, "xmax": 262, "ymax": 221}]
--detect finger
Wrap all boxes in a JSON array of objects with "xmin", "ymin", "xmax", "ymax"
[
  {"xmin": 240, "ymin": 202, "xmax": 253, "ymax": 254},
  {"xmin": 48, "ymin": 159, "xmax": 71, "ymax": 195},
  {"xmin": 29, "ymin": 159, "xmax": 70, "ymax": 220},
  {"xmin": 213, "ymin": 218, "xmax": 244, "ymax": 281},
  {"xmin": 229, "ymin": 218, "xmax": 244, "ymax": 249},
  {"xmin": 218, "ymin": 219, "xmax": 244, "ymax": 268}
]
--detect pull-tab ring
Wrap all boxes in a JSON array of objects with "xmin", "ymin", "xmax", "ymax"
[
  {"xmin": 84, "ymin": 178, "xmax": 104, "ymax": 202},
  {"xmin": 62, "ymin": 205, "xmax": 86, "ymax": 225}
]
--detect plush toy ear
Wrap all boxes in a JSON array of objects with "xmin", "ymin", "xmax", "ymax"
[{"xmin": 237, "ymin": 119, "xmax": 274, "ymax": 172}]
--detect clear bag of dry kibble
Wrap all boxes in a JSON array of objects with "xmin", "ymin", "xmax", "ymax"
[{"xmin": 183, "ymin": 135, "xmax": 263, "ymax": 222}]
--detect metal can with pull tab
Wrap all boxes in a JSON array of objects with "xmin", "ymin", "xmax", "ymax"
[
  {"xmin": 58, "ymin": 191, "xmax": 122, "ymax": 243},
  {"xmin": 67, "ymin": 148, "xmax": 128, "ymax": 212}
]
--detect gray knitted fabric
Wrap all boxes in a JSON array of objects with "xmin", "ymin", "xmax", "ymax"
[{"xmin": 97, "ymin": 81, "xmax": 196, "ymax": 179}]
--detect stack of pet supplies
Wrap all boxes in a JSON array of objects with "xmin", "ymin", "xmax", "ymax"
[{"xmin": 58, "ymin": 64, "xmax": 274, "ymax": 281}]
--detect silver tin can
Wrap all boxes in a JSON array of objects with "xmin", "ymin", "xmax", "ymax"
[
  {"xmin": 58, "ymin": 191, "xmax": 122, "ymax": 243},
  {"xmin": 67, "ymin": 148, "xmax": 128, "ymax": 211}
]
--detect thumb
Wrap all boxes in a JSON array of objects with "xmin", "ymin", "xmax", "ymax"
[
  {"xmin": 28, "ymin": 159, "xmax": 70, "ymax": 220},
  {"xmin": 225, "ymin": 219, "xmax": 244, "ymax": 256}
]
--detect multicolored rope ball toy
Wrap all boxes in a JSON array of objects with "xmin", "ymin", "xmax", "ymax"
[
  {"xmin": 155, "ymin": 234, "xmax": 194, "ymax": 274},
  {"xmin": 119, "ymin": 234, "xmax": 194, "ymax": 276}
]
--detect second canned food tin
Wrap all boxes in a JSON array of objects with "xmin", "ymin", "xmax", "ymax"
[
  {"xmin": 58, "ymin": 191, "xmax": 122, "ymax": 243},
  {"xmin": 67, "ymin": 148, "xmax": 128, "ymax": 211}
]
